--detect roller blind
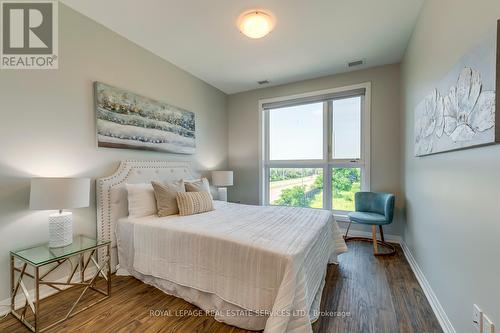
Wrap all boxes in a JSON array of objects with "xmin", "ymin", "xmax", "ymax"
[{"xmin": 262, "ymin": 88, "xmax": 365, "ymax": 110}]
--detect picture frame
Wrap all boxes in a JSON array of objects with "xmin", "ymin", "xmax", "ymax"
[{"xmin": 94, "ymin": 82, "xmax": 196, "ymax": 154}]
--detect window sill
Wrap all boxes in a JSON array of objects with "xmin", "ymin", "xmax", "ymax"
[
  {"xmin": 262, "ymin": 203, "xmax": 352, "ymax": 222},
  {"xmin": 332, "ymin": 213, "xmax": 350, "ymax": 223}
]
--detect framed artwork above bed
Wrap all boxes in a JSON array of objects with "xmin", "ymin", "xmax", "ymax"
[
  {"xmin": 414, "ymin": 20, "xmax": 500, "ymax": 156},
  {"xmin": 94, "ymin": 82, "xmax": 196, "ymax": 154}
]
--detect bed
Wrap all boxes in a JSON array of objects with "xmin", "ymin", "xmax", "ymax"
[{"xmin": 97, "ymin": 160, "xmax": 347, "ymax": 333}]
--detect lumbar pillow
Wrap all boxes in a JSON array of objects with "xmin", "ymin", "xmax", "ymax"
[
  {"xmin": 151, "ymin": 180, "xmax": 185, "ymax": 217},
  {"xmin": 184, "ymin": 178, "xmax": 213, "ymax": 198},
  {"xmin": 126, "ymin": 183, "xmax": 157, "ymax": 217},
  {"xmin": 176, "ymin": 191, "xmax": 214, "ymax": 216}
]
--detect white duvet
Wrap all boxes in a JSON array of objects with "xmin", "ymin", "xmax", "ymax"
[{"xmin": 122, "ymin": 201, "xmax": 347, "ymax": 333}]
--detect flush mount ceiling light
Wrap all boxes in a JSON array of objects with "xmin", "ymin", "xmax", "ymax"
[{"xmin": 237, "ymin": 10, "xmax": 275, "ymax": 39}]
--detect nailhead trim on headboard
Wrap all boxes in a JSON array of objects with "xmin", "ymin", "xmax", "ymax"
[{"xmin": 96, "ymin": 160, "xmax": 196, "ymax": 271}]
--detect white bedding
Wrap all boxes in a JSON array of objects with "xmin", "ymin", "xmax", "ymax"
[{"xmin": 116, "ymin": 201, "xmax": 347, "ymax": 333}]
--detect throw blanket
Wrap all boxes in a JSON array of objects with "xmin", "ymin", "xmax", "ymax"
[{"xmin": 132, "ymin": 202, "xmax": 347, "ymax": 332}]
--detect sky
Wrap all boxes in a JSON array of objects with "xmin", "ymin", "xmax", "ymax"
[{"xmin": 269, "ymin": 97, "xmax": 361, "ymax": 160}]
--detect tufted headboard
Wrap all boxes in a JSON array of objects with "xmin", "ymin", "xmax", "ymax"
[{"xmin": 96, "ymin": 160, "xmax": 198, "ymax": 271}]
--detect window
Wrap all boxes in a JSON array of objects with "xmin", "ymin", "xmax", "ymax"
[
  {"xmin": 331, "ymin": 167, "xmax": 361, "ymax": 211},
  {"xmin": 269, "ymin": 168, "xmax": 323, "ymax": 208},
  {"xmin": 269, "ymin": 103, "xmax": 323, "ymax": 160},
  {"xmin": 332, "ymin": 97, "xmax": 361, "ymax": 159},
  {"xmin": 260, "ymin": 84, "xmax": 370, "ymax": 217}
]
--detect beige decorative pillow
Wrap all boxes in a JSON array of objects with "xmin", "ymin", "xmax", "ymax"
[
  {"xmin": 151, "ymin": 180, "xmax": 185, "ymax": 217},
  {"xmin": 176, "ymin": 191, "xmax": 214, "ymax": 216},
  {"xmin": 126, "ymin": 183, "xmax": 157, "ymax": 217},
  {"xmin": 185, "ymin": 178, "xmax": 213, "ymax": 198}
]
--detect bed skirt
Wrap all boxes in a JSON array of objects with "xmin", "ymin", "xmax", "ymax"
[{"xmin": 116, "ymin": 265, "xmax": 328, "ymax": 331}]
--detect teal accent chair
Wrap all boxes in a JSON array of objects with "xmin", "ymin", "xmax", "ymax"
[{"xmin": 344, "ymin": 192, "xmax": 396, "ymax": 256}]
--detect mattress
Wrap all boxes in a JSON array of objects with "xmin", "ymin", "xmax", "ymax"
[{"xmin": 116, "ymin": 201, "xmax": 347, "ymax": 332}]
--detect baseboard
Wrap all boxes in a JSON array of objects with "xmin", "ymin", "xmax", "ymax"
[
  {"xmin": 339, "ymin": 223, "xmax": 402, "ymax": 244},
  {"xmin": 0, "ymin": 266, "xmax": 98, "ymax": 317},
  {"xmin": 400, "ymin": 241, "xmax": 456, "ymax": 333}
]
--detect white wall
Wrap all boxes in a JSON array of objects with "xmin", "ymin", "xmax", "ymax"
[
  {"xmin": 401, "ymin": 0, "xmax": 500, "ymax": 330},
  {"xmin": 227, "ymin": 64, "xmax": 402, "ymax": 235},
  {"xmin": 0, "ymin": 4, "xmax": 227, "ymax": 302}
]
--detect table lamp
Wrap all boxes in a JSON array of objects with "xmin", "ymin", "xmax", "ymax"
[
  {"xmin": 211, "ymin": 171, "xmax": 233, "ymax": 202},
  {"xmin": 30, "ymin": 178, "xmax": 90, "ymax": 248}
]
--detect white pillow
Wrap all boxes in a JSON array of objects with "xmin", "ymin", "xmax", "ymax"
[{"xmin": 126, "ymin": 183, "xmax": 157, "ymax": 217}]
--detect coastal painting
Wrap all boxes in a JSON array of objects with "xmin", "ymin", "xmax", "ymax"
[
  {"xmin": 94, "ymin": 82, "xmax": 195, "ymax": 154},
  {"xmin": 414, "ymin": 21, "xmax": 499, "ymax": 156}
]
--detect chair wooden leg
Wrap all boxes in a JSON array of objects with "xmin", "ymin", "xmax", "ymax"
[
  {"xmin": 372, "ymin": 225, "xmax": 379, "ymax": 254},
  {"xmin": 344, "ymin": 223, "xmax": 396, "ymax": 256},
  {"xmin": 379, "ymin": 225, "xmax": 385, "ymax": 242}
]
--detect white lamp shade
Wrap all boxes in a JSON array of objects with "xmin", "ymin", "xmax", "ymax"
[
  {"xmin": 211, "ymin": 171, "xmax": 233, "ymax": 187},
  {"xmin": 30, "ymin": 178, "xmax": 90, "ymax": 210}
]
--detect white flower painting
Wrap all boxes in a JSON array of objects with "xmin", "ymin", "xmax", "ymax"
[
  {"xmin": 414, "ymin": 28, "xmax": 498, "ymax": 156},
  {"xmin": 95, "ymin": 82, "xmax": 196, "ymax": 154}
]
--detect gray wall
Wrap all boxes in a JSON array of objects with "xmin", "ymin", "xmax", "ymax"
[
  {"xmin": 227, "ymin": 64, "xmax": 402, "ymax": 235},
  {"xmin": 0, "ymin": 4, "xmax": 227, "ymax": 302},
  {"xmin": 401, "ymin": 0, "xmax": 500, "ymax": 330}
]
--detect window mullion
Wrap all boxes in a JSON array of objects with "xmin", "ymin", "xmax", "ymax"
[
  {"xmin": 324, "ymin": 166, "xmax": 332, "ymax": 210},
  {"xmin": 323, "ymin": 101, "xmax": 329, "ymax": 163},
  {"xmin": 325, "ymin": 101, "xmax": 332, "ymax": 210},
  {"xmin": 328, "ymin": 100, "xmax": 333, "ymax": 161},
  {"xmin": 329, "ymin": 161, "xmax": 364, "ymax": 168}
]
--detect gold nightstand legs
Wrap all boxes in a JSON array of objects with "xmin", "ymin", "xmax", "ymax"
[
  {"xmin": 10, "ymin": 247, "xmax": 111, "ymax": 333},
  {"xmin": 80, "ymin": 253, "xmax": 85, "ymax": 282},
  {"xmin": 10, "ymin": 261, "xmax": 36, "ymax": 332},
  {"xmin": 10, "ymin": 255, "xmax": 14, "ymax": 320},
  {"xmin": 34, "ymin": 267, "xmax": 39, "ymax": 332}
]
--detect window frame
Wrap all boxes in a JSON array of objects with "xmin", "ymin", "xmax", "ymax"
[{"xmin": 259, "ymin": 82, "xmax": 371, "ymax": 221}]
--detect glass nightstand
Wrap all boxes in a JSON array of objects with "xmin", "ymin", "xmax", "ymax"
[{"xmin": 10, "ymin": 235, "xmax": 111, "ymax": 333}]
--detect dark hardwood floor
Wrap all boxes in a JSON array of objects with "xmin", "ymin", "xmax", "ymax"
[
  {"xmin": 312, "ymin": 242, "xmax": 442, "ymax": 333},
  {"xmin": 0, "ymin": 242, "xmax": 442, "ymax": 333}
]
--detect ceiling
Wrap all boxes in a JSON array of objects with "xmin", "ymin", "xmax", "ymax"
[{"xmin": 61, "ymin": 0, "xmax": 424, "ymax": 94}]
